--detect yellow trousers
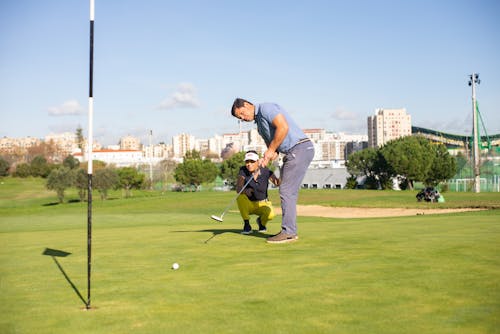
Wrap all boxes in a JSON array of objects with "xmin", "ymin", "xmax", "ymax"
[{"xmin": 236, "ymin": 194, "xmax": 275, "ymax": 226}]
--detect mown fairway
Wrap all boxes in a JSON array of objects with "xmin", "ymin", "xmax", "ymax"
[{"xmin": 0, "ymin": 178, "xmax": 499, "ymax": 333}]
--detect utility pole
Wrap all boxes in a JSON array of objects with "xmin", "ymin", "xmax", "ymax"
[
  {"xmin": 468, "ymin": 73, "xmax": 481, "ymax": 193},
  {"xmin": 149, "ymin": 130, "xmax": 153, "ymax": 189}
]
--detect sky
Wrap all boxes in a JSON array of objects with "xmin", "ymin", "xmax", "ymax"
[{"xmin": 1, "ymin": 0, "xmax": 499, "ymax": 146}]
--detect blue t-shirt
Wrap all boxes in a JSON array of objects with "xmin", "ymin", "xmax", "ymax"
[{"xmin": 254, "ymin": 103, "xmax": 306, "ymax": 153}]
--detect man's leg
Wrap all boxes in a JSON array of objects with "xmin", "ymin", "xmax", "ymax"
[{"xmin": 278, "ymin": 143, "xmax": 314, "ymax": 235}]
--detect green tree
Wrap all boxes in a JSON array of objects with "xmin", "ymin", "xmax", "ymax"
[
  {"xmin": 76, "ymin": 126, "xmax": 85, "ymax": 150},
  {"xmin": 31, "ymin": 155, "xmax": 51, "ymax": 178},
  {"xmin": 0, "ymin": 156, "xmax": 10, "ymax": 176},
  {"xmin": 174, "ymin": 150, "xmax": 218, "ymax": 191},
  {"xmin": 220, "ymin": 151, "xmax": 245, "ymax": 188},
  {"xmin": 380, "ymin": 136, "xmax": 433, "ymax": 190},
  {"xmin": 117, "ymin": 167, "xmax": 145, "ymax": 197},
  {"xmin": 14, "ymin": 163, "xmax": 31, "ymax": 178},
  {"xmin": 94, "ymin": 167, "xmax": 119, "ymax": 200},
  {"xmin": 74, "ymin": 168, "xmax": 88, "ymax": 201},
  {"xmin": 425, "ymin": 143, "xmax": 457, "ymax": 187},
  {"xmin": 63, "ymin": 155, "xmax": 80, "ymax": 170},
  {"xmin": 46, "ymin": 167, "xmax": 75, "ymax": 203},
  {"xmin": 346, "ymin": 148, "xmax": 391, "ymax": 189}
]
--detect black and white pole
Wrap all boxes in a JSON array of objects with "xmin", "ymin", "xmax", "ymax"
[{"xmin": 86, "ymin": 0, "xmax": 95, "ymax": 309}]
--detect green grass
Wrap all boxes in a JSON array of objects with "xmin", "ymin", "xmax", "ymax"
[{"xmin": 0, "ymin": 177, "xmax": 499, "ymax": 333}]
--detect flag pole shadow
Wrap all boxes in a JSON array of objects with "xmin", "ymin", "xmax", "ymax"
[{"xmin": 42, "ymin": 248, "xmax": 87, "ymax": 307}]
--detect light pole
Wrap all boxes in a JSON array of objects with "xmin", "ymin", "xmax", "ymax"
[
  {"xmin": 149, "ymin": 130, "xmax": 153, "ymax": 189},
  {"xmin": 468, "ymin": 73, "xmax": 481, "ymax": 193}
]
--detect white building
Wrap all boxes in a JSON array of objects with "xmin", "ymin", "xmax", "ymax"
[
  {"xmin": 172, "ymin": 133, "xmax": 195, "ymax": 159},
  {"xmin": 367, "ymin": 108, "xmax": 412, "ymax": 148},
  {"xmin": 45, "ymin": 132, "xmax": 79, "ymax": 156},
  {"xmin": 75, "ymin": 149, "xmax": 145, "ymax": 167},
  {"xmin": 120, "ymin": 135, "xmax": 142, "ymax": 150}
]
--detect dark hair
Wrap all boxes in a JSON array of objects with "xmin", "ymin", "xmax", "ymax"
[
  {"xmin": 231, "ymin": 98, "xmax": 253, "ymax": 117},
  {"xmin": 246, "ymin": 149, "xmax": 258, "ymax": 155}
]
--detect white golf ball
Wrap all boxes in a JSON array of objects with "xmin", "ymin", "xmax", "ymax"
[{"xmin": 172, "ymin": 262, "xmax": 180, "ymax": 270}]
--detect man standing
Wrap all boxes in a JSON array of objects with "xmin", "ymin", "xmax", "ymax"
[{"xmin": 231, "ymin": 98, "xmax": 314, "ymax": 243}]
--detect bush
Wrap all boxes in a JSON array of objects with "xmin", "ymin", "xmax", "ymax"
[{"xmin": 0, "ymin": 156, "xmax": 10, "ymax": 176}]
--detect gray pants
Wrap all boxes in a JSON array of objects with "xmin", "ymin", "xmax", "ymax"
[{"xmin": 279, "ymin": 141, "xmax": 315, "ymax": 235}]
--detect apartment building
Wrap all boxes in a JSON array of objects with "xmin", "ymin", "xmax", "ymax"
[
  {"xmin": 119, "ymin": 135, "xmax": 142, "ymax": 150},
  {"xmin": 172, "ymin": 133, "xmax": 195, "ymax": 158},
  {"xmin": 367, "ymin": 108, "xmax": 412, "ymax": 147},
  {"xmin": 0, "ymin": 136, "xmax": 42, "ymax": 154},
  {"xmin": 45, "ymin": 132, "xmax": 79, "ymax": 156}
]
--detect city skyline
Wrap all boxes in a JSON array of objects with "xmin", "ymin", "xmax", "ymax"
[{"xmin": 1, "ymin": 1, "xmax": 499, "ymax": 146}]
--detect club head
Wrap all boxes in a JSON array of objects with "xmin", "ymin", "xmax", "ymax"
[{"xmin": 211, "ymin": 215, "xmax": 224, "ymax": 222}]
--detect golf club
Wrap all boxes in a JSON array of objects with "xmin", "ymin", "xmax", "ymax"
[{"xmin": 211, "ymin": 171, "xmax": 257, "ymax": 222}]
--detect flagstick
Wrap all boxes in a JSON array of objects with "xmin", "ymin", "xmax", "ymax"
[{"xmin": 86, "ymin": 0, "xmax": 95, "ymax": 310}]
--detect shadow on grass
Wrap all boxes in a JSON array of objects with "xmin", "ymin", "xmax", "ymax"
[
  {"xmin": 42, "ymin": 248, "xmax": 87, "ymax": 307},
  {"xmin": 174, "ymin": 228, "xmax": 270, "ymax": 243},
  {"xmin": 42, "ymin": 202, "xmax": 60, "ymax": 206}
]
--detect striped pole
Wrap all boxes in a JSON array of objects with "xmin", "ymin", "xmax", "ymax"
[{"xmin": 86, "ymin": 0, "xmax": 95, "ymax": 309}]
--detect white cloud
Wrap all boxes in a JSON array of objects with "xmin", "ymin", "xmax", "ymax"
[
  {"xmin": 331, "ymin": 107, "xmax": 358, "ymax": 121},
  {"xmin": 158, "ymin": 82, "xmax": 200, "ymax": 110},
  {"xmin": 48, "ymin": 100, "xmax": 85, "ymax": 116}
]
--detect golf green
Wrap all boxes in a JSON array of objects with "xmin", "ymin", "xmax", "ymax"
[{"xmin": 1, "ymin": 178, "xmax": 499, "ymax": 333}]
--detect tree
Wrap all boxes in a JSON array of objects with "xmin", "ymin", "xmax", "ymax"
[
  {"xmin": 63, "ymin": 155, "xmax": 80, "ymax": 170},
  {"xmin": 116, "ymin": 167, "xmax": 145, "ymax": 197},
  {"xmin": 346, "ymin": 148, "xmax": 392, "ymax": 189},
  {"xmin": 31, "ymin": 155, "xmax": 51, "ymax": 178},
  {"xmin": 174, "ymin": 150, "xmax": 218, "ymax": 191},
  {"xmin": 46, "ymin": 167, "xmax": 75, "ymax": 203},
  {"xmin": 0, "ymin": 156, "xmax": 10, "ymax": 176},
  {"xmin": 424, "ymin": 143, "xmax": 457, "ymax": 187},
  {"xmin": 26, "ymin": 141, "xmax": 57, "ymax": 163},
  {"xmin": 220, "ymin": 151, "xmax": 245, "ymax": 188},
  {"xmin": 76, "ymin": 126, "xmax": 85, "ymax": 150},
  {"xmin": 380, "ymin": 136, "xmax": 433, "ymax": 190},
  {"xmin": 14, "ymin": 163, "xmax": 31, "ymax": 178},
  {"xmin": 74, "ymin": 168, "xmax": 88, "ymax": 201},
  {"xmin": 94, "ymin": 168, "xmax": 119, "ymax": 200}
]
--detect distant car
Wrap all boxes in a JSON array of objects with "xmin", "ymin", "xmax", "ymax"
[{"xmin": 416, "ymin": 187, "xmax": 441, "ymax": 203}]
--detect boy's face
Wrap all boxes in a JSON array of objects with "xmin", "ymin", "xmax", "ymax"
[{"xmin": 245, "ymin": 160, "xmax": 259, "ymax": 173}]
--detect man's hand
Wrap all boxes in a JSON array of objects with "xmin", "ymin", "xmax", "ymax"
[{"xmin": 260, "ymin": 150, "xmax": 278, "ymax": 167}]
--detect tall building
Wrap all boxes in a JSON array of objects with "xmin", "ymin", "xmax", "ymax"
[
  {"xmin": 45, "ymin": 132, "xmax": 79, "ymax": 157},
  {"xmin": 172, "ymin": 133, "xmax": 195, "ymax": 159},
  {"xmin": 119, "ymin": 135, "xmax": 142, "ymax": 150},
  {"xmin": 367, "ymin": 108, "xmax": 412, "ymax": 147}
]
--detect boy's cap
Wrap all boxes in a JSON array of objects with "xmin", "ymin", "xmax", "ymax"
[{"xmin": 244, "ymin": 152, "xmax": 259, "ymax": 162}]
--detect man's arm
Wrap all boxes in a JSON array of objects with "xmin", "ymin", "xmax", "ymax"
[
  {"xmin": 269, "ymin": 173, "xmax": 281, "ymax": 187},
  {"xmin": 262, "ymin": 114, "xmax": 288, "ymax": 166}
]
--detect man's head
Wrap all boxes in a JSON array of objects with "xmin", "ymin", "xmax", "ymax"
[
  {"xmin": 231, "ymin": 98, "xmax": 255, "ymax": 122},
  {"xmin": 244, "ymin": 150, "xmax": 260, "ymax": 172}
]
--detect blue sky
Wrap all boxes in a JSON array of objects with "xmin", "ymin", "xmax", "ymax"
[{"xmin": 1, "ymin": 0, "xmax": 499, "ymax": 146}]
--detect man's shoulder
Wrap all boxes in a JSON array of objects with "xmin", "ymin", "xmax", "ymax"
[{"xmin": 258, "ymin": 102, "xmax": 281, "ymax": 112}]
